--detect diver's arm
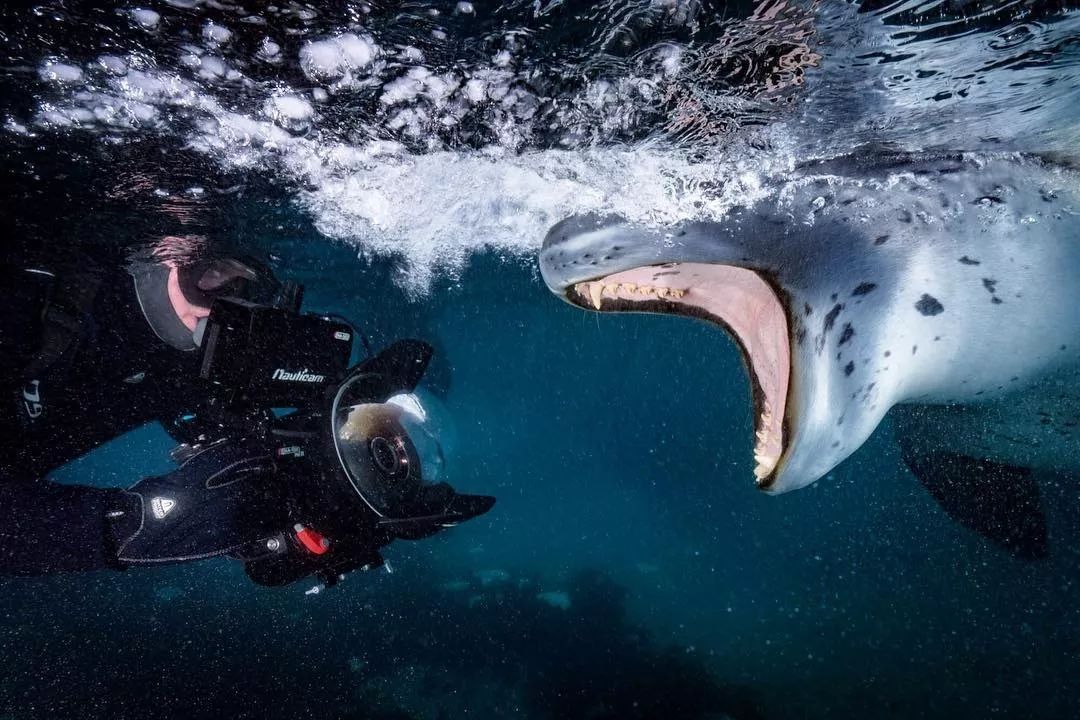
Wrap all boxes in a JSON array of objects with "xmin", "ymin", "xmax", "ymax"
[
  {"xmin": 0, "ymin": 480, "xmax": 131, "ymax": 574},
  {"xmin": 1, "ymin": 260, "xmax": 158, "ymax": 477},
  {"xmin": 0, "ymin": 441, "xmax": 285, "ymax": 575}
]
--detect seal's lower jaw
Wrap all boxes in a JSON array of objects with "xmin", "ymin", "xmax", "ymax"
[{"xmin": 567, "ymin": 262, "xmax": 792, "ymax": 489}]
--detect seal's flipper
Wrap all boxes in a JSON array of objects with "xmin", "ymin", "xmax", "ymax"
[{"xmin": 899, "ymin": 440, "xmax": 1048, "ymax": 560}]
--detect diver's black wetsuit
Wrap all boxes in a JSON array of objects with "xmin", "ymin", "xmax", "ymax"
[{"xmin": 0, "ymin": 260, "xmax": 203, "ymax": 574}]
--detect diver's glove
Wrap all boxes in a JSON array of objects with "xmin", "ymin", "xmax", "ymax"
[{"xmin": 108, "ymin": 439, "xmax": 288, "ymax": 566}]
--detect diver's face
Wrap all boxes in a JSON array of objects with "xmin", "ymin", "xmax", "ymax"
[
  {"xmin": 165, "ymin": 259, "xmax": 255, "ymax": 331},
  {"xmin": 165, "ymin": 263, "xmax": 211, "ymax": 331}
]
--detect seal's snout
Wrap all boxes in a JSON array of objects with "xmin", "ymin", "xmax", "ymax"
[
  {"xmin": 541, "ymin": 213, "xmax": 618, "ymax": 252},
  {"xmin": 540, "ymin": 214, "xmax": 663, "ymax": 295}
]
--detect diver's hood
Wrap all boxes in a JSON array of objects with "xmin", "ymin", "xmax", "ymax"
[
  {"xmin": 322, "ymin": 341, "xmax": 494, "ymax": 537},
  {"xmin": 131, "ymin": 260, "xmax": 198, "ymax": 351}
]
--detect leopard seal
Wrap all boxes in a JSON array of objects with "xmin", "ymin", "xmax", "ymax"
[{"xmin": 539, "ymin": 152, "xmax": 1080, "ymax": 558}]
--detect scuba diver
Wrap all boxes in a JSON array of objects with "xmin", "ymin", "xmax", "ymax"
[{"xmin": 0, "ymin": 241, "xmax": 494, "ymax": 588}]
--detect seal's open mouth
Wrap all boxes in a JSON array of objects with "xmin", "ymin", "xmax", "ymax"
[{"xmin": 567, "ymin": 262, "xmax": 791, "ymax": 487}]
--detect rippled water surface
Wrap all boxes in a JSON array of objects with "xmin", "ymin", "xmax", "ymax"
[
  {"xmin": 2, "ymin": 1, "xmax": 1080, "ymax": 719},
  {"xmin": 6, "ymin": 0, "xmax": 1078, "ymax": 285}
]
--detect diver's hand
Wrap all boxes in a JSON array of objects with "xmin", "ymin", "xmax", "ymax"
[{"xmin": 111, "ymin": 439, "xmax": 289, "ymax": 566}]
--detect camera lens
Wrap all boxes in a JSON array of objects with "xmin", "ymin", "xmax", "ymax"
[{"xmin": 370, "ymin": 436, "xmax": 402, "ymax": 476}]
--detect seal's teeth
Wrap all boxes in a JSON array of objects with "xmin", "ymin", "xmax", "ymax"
[
  {"xmin": 577, "ymin": 280, "xmax": 689, "ymax": 307},
  {"xmin": 753, "ymin": 452, "xmax": 779, "ymax": 481},
  {"xmin": 589, "ymin": 282, "xmax": 603, "ymax": 309},
  {"xmin": 755, "ymin": 429, "xmax": 768, "ymax": 443}
]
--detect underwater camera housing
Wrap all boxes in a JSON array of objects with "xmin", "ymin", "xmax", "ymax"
[
  {"xmin": 195, "ymin": 284, "xmax": 353, "ymax": 410},
  {"xmin": 185, "ymin": 283, "xmax": 494, "ymax": 588}
]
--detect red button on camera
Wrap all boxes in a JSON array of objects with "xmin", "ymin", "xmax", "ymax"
[{"xmin": 294, "ymin": 524, "xmax": 330, "ymax": 555}]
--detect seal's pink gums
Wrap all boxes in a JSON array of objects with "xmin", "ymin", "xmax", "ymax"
[{"xmin": 576, "ymin": 262, "xmax": 789, "ymax": 466}]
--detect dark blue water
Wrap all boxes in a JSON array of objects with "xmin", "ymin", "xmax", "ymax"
[
  {"xmin": 3, "ymin": 0, "xmax": 1080, "ymax": 718},
  {"xmin": 8, "ymin": 242, "xmax": 1076, "ymax": 719}
]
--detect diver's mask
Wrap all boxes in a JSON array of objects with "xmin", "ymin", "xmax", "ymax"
[{"xmin": 132, "ymin": 255, "xmax": 283, "ymax": 351}]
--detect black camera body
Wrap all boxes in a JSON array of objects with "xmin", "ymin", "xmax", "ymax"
[{"xmin": 197, "ymin": 296, "xmax": 354, "ymax": 409}]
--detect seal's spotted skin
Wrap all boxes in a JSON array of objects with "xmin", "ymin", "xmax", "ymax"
[{"xmin": 539, "ymin": 153, "xmax": 1080, "ymax": 496}]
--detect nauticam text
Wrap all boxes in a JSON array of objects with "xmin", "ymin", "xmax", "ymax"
[{"xmin": 272, "ymin": 368, "xmax": 326, "ymax": 384}]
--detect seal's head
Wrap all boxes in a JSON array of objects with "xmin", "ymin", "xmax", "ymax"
[
  {"xmin": 539, "ymin": 211, "xmax": 912, "ymax": 494},
  {"xmin": 542, "ymin": 154, "xmax": 1080, "ymax": 506}
]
